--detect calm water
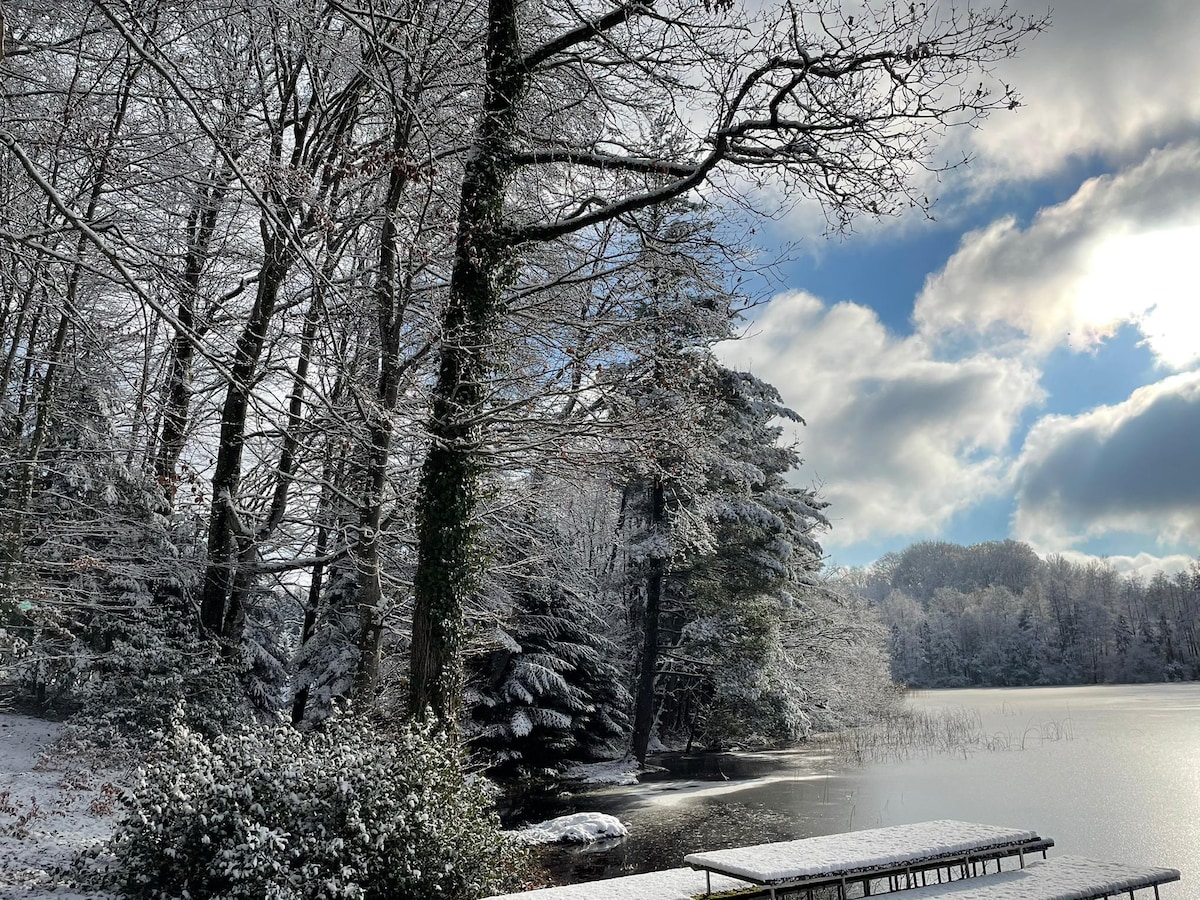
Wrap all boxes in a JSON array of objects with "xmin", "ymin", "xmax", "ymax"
[{"xmin": 530, "ymin": 684, "xmax": 1200, "ymax": 895}]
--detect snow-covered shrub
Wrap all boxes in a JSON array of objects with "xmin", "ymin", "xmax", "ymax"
[{"xmin": 103, "ymin": 712, "xmax": 527, "ymax": 900}]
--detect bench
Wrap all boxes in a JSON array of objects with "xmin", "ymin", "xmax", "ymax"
[{"xmin": 869, "ymin": 855, "xmax": 1180, "ymax": 900}]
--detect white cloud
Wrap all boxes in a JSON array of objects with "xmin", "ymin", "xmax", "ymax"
[
  {"xmin": 730, "ymin": 143, "xmax": 1200, "ymax": 557},
  {"xmin": 966, "ymin": 0, "xmax": 1200, "ymax": 184},
  {"xmin": 758, "ymin": 0, "xmax": 1200, "ymax": 244},
  {"xmin": 733, "ymin": 0, "xmax": 1200, "ymax": 556},
  {"xmin": 914, "ymin": 142, "xmax": 1200, "ymax": 368},
  {"xmin": 718, "ymin": 291, "xmax": 1043, "ymax": 547},
  {"xmin": 1013, "ymin": 372, "xmax": 1200, "ymax": 550},
  {"xmin": 1049, "ymin": 551, "xmax": 1195, "ymax": 582}
]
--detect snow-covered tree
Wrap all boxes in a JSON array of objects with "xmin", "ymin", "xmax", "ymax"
[
  {"xmin": 407, "ymin": 0, "xmax": 1047, "ymax": 724},
  {"xmin": 653, "ymin": 369, "xmax": 838, "ymax": 747},
  {"xmin": 0, "ymin": 373, "xmax": 252, "ymax": 740},
  {"xmin": 857, "ymin": 540, "xmax": 1200, "ymax": 688},
  {"xmin": 467, "ymin": 530, "xmax": 630, "ymax": 774},
  {"xmin": 0, "ymin": 0, "xmax": 1049, "ymax": 749}
]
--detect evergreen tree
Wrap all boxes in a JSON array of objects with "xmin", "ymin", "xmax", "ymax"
[
  {"xmin": 467, "ymin": 505, "xmax": 630, "ymax": 775},
  {"xmin": 290, "ymin": 560, "xmax": 361, "ymax": 727},
  {"xmin": 855, "ymin": 539, "xmax": 1200, "ymax": 688},
  {"xmin": 468, "ymin": 578, "xmax": 629, "ymax": 776},
  {"xmin": 659, "ymin": 369, "xmax": 832, "ymax": 746},
  {"xmin": 0, "ymin": 376, "xmax": 253, "ymax": 739}
]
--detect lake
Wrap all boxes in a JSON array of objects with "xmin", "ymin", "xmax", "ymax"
[{"xmin": 530, "ymin": 683, "xmax": 1199, "ymax": 895}]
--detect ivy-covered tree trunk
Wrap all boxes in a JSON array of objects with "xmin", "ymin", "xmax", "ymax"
[
  {"xmin": 409, "ymin": 0, "xmax": 525, "ymax": 724},
  {"xmin": 631, "ymin": 474, "xmax": 666, "ymax": 764}
]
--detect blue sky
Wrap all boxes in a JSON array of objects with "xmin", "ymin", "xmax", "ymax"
[{"xmin": 717, "ymin": 0, "xmax": 1200, "ymax": 577}]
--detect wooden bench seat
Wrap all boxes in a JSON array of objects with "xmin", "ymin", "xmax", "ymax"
[{"xmin": 864, "ymin": 855, "xmax": 1180, "ymax": 900}]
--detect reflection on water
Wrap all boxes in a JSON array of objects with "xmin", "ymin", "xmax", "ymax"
[{"xmin": 520, "ymin": 684, "xmax": 1200, "ymax": 895}]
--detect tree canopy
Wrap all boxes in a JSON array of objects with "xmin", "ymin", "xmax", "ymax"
[{"xmin": 1, "ymin": 0, "xmax": 1045, "ymax": 758}]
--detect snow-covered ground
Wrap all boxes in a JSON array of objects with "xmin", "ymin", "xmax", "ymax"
[
  {"xmin": 481, "ymin": 865, "xmax": 753, "ymax": 900},
  {"xmin": 0, "ymin": 713, "xmax": 121, "ymax": 899}
]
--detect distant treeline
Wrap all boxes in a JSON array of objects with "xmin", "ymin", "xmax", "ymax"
[{"xmin": 843, "ymin": 541, "xmax": 1200, "ymax": 688}]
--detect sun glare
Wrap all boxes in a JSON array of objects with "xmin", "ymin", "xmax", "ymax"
[{"xmin": 1074, "ymin": 227, "xmax": 1200, "ymax": 369}]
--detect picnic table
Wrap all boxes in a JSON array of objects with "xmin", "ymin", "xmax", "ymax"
[{"xmin": 684, "ymin": 820, "xmax": 1054, "ymax": 898}]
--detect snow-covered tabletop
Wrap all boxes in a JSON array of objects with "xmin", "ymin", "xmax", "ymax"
[
  {"xmin": 872, "ymin": 855, "xmax": 1180, "ymax": 900},
  {"xmin": 684, "ymin": 820, "xmax": 1045, "ymax": 885}
]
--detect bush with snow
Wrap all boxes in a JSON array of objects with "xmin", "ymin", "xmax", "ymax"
[{"xmin": 101, "ymin": 711, "xmax": 527, "ymax": 899}]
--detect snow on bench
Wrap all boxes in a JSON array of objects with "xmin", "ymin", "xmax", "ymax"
[
  {"xmin": 684, "ymin": 820, "xmax": 1048, "ymax": 887},
  {"xmin": 480, "ymin": 866, "xmax": 755, "ymax": 900},
  {"xmin": 875, "ymin": 855, "xmax": 1180, "ymax": 900}
]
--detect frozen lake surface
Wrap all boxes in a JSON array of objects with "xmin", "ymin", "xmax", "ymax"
[{"xmin": 530, "ymin": 684, "xmax": 1200, "ymax": 896}]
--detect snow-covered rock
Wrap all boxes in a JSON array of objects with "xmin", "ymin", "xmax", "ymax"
[{"xmin": 516, "ymin": 812, "xmax": 629, "ymax": 844}]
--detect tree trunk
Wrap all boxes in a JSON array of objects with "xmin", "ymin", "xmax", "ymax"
[
  {"xmin": 155, "ymin": 167, "xmax": 232, "ymax": 497},
  {"xmin": 291, "ymin": 493, "xmax": 332, "ymax": 726},
  {"xmin": 353, "ymin": 118, "xmax": 414, "ymax": 701},
  {"xmin": 292, "ymin": 382, "xmax": 349, "ymax": 725},
  {"xmin": 198, "ymin": 241, "xmax": 290, "ymax": 641},
  {"xmin": 409, "ymin": 0, "xmax": 525, "ymax": 725},
  {"xmin": 262, "ymin": 287, "xmax": 325, "ymax": 539},
  {"xmin": 0, "ymin": 270, "xmax": 39, "ymax": 402},
  {"xmin": 631, "ymin": 474, "xmax": 665, "ymax": 764}
]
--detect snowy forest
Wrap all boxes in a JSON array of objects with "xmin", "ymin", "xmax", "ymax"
[
  {"xmin": 0, "ymin": 0, "xmax": 1052, "ymax": 897},
  {"xmin": 848, "ymin": 542, "xmax": 1200, "ymax": 689}
]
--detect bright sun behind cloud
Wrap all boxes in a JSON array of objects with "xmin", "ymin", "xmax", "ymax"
[
  {"xmin": 1074, "ymin": 227, "xmax": 1200, "ymax": 369},
  {"xmin": 916, "ymin": 145, "xmax": 1200, "ymax": 371}
]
